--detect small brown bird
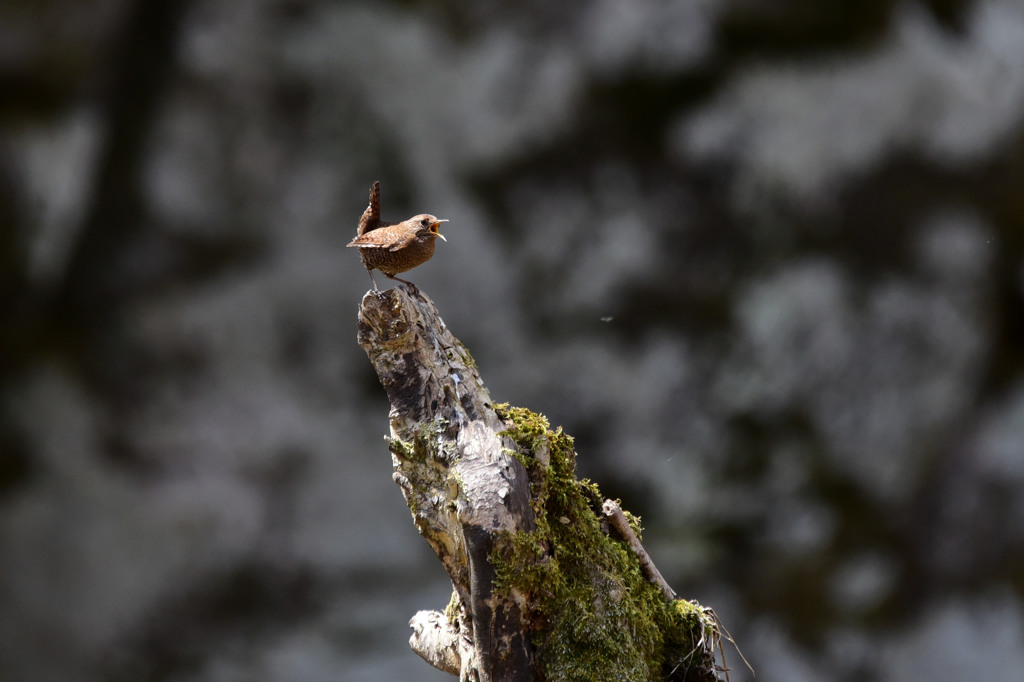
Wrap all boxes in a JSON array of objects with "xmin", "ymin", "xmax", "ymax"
[{"xmin": 347, "ymin": 181, "xmax": 447, "ymax": 292}]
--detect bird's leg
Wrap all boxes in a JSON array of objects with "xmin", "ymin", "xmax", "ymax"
[
  {"xmin": 366, "ymin": 267, "xmax": 382, "ymax": 292},
  {"xmin": 385, "ymin": 273, "xmax": 419, "ymax": 296}
]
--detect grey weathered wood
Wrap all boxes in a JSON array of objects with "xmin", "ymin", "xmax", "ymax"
[
  {"xmin": 357, "ymin": 287, "xmax": 536, "ymax": 682},
  {"xmin": 357, "ymin": 286, "xmax": 723, "ymax": 682}
]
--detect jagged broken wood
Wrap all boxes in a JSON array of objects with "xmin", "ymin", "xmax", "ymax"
[{"xmin": 357, "ymin": 286, "xmax": 722, "ymax": 682}]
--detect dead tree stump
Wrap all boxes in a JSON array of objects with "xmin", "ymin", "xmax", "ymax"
[{"xmin": 357, "ymin": 287, "xmax": 723, "ymax": 682}]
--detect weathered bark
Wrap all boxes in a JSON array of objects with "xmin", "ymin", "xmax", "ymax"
[
  {"xmin": 358, "ymin": 287, "xmax": 535, "ymax": 682},
  {"xmin": 357, "ymin": 287, "xmax": 721, "ymax": 682}
]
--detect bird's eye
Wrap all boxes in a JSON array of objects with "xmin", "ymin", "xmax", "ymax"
[{"xmin": 420, "ymin": 218, "xmax": 430, "ymax": 227}]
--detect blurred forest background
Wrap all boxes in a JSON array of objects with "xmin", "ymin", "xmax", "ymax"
[{"xmin": 2, "ymin": 1, "xmax": 1024, "ymax": 680}]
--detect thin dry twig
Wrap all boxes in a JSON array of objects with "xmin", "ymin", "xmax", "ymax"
[
  {"xmin": 603, "ymin": 499, "xmax": 677, "ymax": 601},
  {"xmin": 603, "ymin": 496, "xmax": 755, "ymax": 681},
  {"xmin": 707, "ymin": 607, "xmax": 755, "ymax": 679}
]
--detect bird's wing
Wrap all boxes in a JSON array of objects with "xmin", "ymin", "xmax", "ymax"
[
  {"xmin": 386, "ymin": 230, "xmax": 418, "ymax": 251},
  {"xmin": 346, "ymin": 235, "xmax": 389, "ymax": 248},
  {"xmin": 348, "ymin": 226, "xmax": 417, "ymax": 250}
]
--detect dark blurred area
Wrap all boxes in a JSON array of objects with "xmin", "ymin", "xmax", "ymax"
[{"xmin": 2, "ymin": 1, "xmax": 1024, "ymax": 680}]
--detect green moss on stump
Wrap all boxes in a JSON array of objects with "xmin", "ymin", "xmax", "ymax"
[{"xmin": 493, "ymin": 404, "xmax": 717, "ymax": 682}]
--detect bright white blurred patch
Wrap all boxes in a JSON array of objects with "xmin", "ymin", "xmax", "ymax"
[
  {"xmin": 673, "ymin": 0, "xmax": 1024, "ymax": 208},
  {"xmin": 16, "ymin": 108, "xmax": 101, "ymax": 284},
  {"xmin": 913, "ymin": 209, "xmax": 994, "ymax": 284},
  {"xmin": 829, "ymin": 552, "xmax": 898, "ymax": 613},
  {"xmin": 578, "ymin": 0, "xmax": 716, "ymax": 76},
  {"xmin": 975, "ymin": 382, "xmax": 1024, "ymax": 480},
  {"xmin": 716, "ymin": 258, "xmax": 990, "ymax": 499},
  {"xmin": 881, "ymin": 593, "xmax": 1024, "ymax": 681}
]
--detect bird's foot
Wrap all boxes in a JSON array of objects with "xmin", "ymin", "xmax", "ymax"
[{"xmin": 386, "ymin": 274, "xmax": 420, "ymax": 297}]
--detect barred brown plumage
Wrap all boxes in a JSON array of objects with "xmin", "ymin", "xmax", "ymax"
[{"xmin": 347, "ymin": 181, "xmax": 447, "ymax": 292}]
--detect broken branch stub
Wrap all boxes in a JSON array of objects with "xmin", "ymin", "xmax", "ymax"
[
  {"xmin": 357, "ymin": 287, "xmax": 721, "ymax": 682},
  {"xmin": 357, "ymin": 288, "xmax": 536, "ymax": 682}
]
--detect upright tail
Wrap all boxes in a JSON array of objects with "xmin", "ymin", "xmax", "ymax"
[{"xmin": 358, "ymin": 181, "xmax": 382, "ymax": 236}]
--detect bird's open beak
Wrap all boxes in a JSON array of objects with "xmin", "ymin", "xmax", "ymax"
[{"xmin": 432, "ymin": 219, "xmax": 448, "ymax": 241}]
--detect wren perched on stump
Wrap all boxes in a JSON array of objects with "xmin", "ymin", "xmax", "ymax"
[{"xmin": 347, "ymin": 181, "xmax": 447, "ymax": 292}]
